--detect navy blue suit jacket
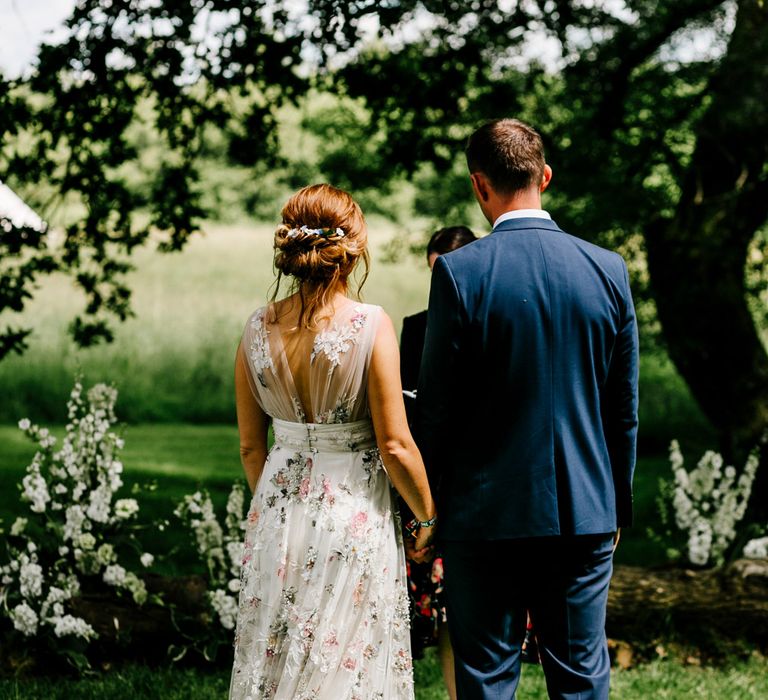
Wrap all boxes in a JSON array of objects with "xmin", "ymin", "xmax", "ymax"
[{"xmin": 417, "ymin": 216, "xmax": 639, "ymax": 541}]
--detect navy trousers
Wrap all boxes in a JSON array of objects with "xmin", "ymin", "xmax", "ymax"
[{"xmin": 442, "ymin": 534, "xmax": 614, "ymax": 700}]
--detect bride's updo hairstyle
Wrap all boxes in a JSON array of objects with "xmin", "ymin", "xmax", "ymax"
[{"xmin": 272, "ymin": 183, "xmax": 369, "ymax": 328}]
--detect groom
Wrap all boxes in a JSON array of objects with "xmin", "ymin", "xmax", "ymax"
[{"xmin": 417, "ymin": 119, "xmax": 639, "ymax": 699}]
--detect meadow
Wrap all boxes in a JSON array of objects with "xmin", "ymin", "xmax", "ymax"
[{"xmin": 0, "ymin": 219, "xmax": 711, "ymax": 443}]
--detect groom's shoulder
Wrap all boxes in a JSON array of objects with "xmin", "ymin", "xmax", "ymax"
[{"xmin": 557, "ymin": 227, "xmax": 627, "ymax": 274}]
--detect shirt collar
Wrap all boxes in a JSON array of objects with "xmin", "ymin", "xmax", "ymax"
[{"xmin": 492, "ymin": 209, "xmax": 552, "ymax": 229}]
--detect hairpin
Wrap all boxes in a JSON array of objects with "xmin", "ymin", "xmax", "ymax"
[{"xmin": 286, "ymin": 225, "xmax": 345, "ymax": 238}]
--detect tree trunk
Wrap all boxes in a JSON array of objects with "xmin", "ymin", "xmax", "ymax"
[{"xmin": 645, "ymin": 0, "xmax": 768, "ymax": 514}]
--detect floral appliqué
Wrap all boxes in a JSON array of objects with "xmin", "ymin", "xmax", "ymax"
[
  {"xmin": 315, "ymin": 395, "xmax": 356, "ymax": 424},
  {"xmin": 311, "ymin": 308, "xmax": 368, "ymax": 372},
  {"xmin": 249, "ymin": 310, "xmax": 275, "ymax": 388}
]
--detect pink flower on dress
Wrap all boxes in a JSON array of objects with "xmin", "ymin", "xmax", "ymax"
[
  {"xmin": 248, "ymin": 510, "xmax": 260, "ymax": 524},
  {"xmin": 322, "ymin": 477, "xmax": 335, "ymax": 505},
  {"xmin": 323, "ymin": 631, "xmax": 339, "ymax": 648},
  {"xmin": 353, "ymin": 577, "xmax": 365, "ymax": 605},
  {"xmin": 342, "ymin": 656, "xmax": 357, "ymax": 671},
  {"xmin": 348, "ymin": 511, "xmax": 368, "ymax": 539},
  {"xmin": 277, "ymin": 564, "xmax": 286, "ymax": 580},
  {"xmin": 299, "ymin": 476, "xmax": 311, "ymax": 499}
]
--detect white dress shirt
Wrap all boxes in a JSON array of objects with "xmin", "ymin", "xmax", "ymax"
[{"xmin": 492, "ymin": 209, "xmax": 552, "ymax": 230}]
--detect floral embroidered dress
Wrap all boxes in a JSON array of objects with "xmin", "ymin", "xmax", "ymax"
[{"xmin": 230, "ymin": 301, "xmax": 414, "ymax": 700}]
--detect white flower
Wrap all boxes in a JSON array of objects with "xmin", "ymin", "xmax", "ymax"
[
  {"xmin": 64, "ymin": 505, "xmax": 87, "ymax": 541},
  {"xmin": 114, "ymin": 498, "xmax": 139, "ymax": 520},
  {"xmin": 124, "ymin": 572, "xmax": 147, "ymax": 605},
  {"xmin": 10, "ymin": 602, "xmax": 39, "ymax": 636},
  {"xmin": 227, "ymin": 578, "xmax": 241, "ymax": 593},
  {"xmin": 209, "ymin": 589, "xmax": 238, "ymax": 630},
  {"xmin": 743, "ymin": 536, "xmax": 768, "ymax": 559},
  {"xmin": 86, "ymin": 485, "xmax": 112, "ymax": 523},
  {"xmin": 225, "ymin": 482, "xmax": 246, "ymax": 534},
  {"xmin": 226, "ymin": 541, "xmax": 244, "ymax": 576},
  {"xmin": 77, "ymin": 533, "xmax": 96, "ymax": 550},
  {"xmin": 18, "ymin": 418, "xmax": 31, "ymax": 431},
  {"xmin": 10, "ymin": 517, "xmax": 28, "ymax": 536},
  {"xmin": 51, "ymin": 614, "xmax": 96, "ymax": 640},
  {"xmin": 19, "ymin": 557, "xmax": 44, "ymax": 599},
  {"xmin": 96, "ymin": 543, "xmax": 116, "ymax": 565},
  {"xmin": 103, "ymin": 564, "xmax": 127, "ymax": 587},
  {"xmin": 21, "ymin": 470, "xmax": 50, "ymax": 513},
  {"xmin": 140, "ymin": 553, "xmax": 154, "ymax": 568}
]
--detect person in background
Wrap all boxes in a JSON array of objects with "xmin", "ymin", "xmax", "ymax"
[
  {"xmin": 400, "ymin": 227, "xmax": 477, "ymax": 415},
  {"xmin": 400, "ymin": 226, "xmax": 474, "ymax": 700}
]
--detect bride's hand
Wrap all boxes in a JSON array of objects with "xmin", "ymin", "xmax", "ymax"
[{"xmin": 414, "ymin": 521, "xmax": 436, "ymax": 553}]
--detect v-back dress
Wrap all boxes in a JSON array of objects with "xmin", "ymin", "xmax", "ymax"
[{"xmin": 229, "ymin": 301, "xmax": 414, "ymax": 700}]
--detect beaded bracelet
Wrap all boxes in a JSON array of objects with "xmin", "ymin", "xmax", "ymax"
[{"xmin": 404, "ymin": 515, "xmax": 438, "ymax": 537}]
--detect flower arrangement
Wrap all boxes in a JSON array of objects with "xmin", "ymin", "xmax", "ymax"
[
  {"xmin": 0, "ymin": 379, "xmax": 155, "ymax": 669},
  {"xmin": 654, "ymin": 440, "xmax": 759, "ymax": 566},
  {"xmin": 173, "ymin": 481, "xmax": 247, "ymax": 658}
]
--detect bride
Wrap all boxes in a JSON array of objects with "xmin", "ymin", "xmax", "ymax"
[{"xmin": 229, "ymin": 184, "xmax": 437, "ymax": 699}]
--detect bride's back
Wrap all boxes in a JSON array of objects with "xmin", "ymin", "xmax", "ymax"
[{"xmin": 242, "ymin": 295, "xmax": 381, "ymax": 424}]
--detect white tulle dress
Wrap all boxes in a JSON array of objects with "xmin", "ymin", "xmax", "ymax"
[{"xmin": 229, "ymin": 300, "xmax": 414, "ymax": 700}]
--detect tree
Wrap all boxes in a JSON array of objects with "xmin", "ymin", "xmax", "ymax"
[{"xmin": 302, "ymin": 0, "xmax": 768, "ymax": 510}]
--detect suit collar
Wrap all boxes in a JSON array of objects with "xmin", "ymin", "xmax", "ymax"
[{"xmin": 491, "ymin": 217, "xmax": 561, "ymax": 234}]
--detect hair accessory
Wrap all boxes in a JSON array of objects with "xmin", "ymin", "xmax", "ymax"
[{"xmin": 287, "ymin": 225, "xmax": 345, "ymax": 238}]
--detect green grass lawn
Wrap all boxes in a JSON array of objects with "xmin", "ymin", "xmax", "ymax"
[{"xmin": 1, "ymin": 654, "xmax": 767, "ymax": 699}]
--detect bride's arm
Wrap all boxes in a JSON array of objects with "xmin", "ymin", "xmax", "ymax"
[
  {"xmin": 235, "ymin": 342, "xmax": 270, "ymax": 493},
  {"xmin": 368, "ymin": 313, "xmax": 436, "ymax": 527}
]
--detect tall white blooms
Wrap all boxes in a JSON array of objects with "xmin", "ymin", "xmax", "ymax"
[
  {"xmin": 666, "ymin": 440, "xmax": 759, "ymax": 566},
  {"xmin": 1, "ymin": 378, "xmax": 155, "ymax": 656},
  {"xmin": 177, "ymin": 481, "xmax": 247, "ymax": 634}
]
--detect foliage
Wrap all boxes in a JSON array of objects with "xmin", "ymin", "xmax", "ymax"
[
  {"xmin": 0, "ymin": 379, "xmax": 156, "ymax": 671},
  {"xmin": 172, "ymin": 483, "xmax": 247, "ymax": 662},
  {"xmin": 0, "ymin": 0, "xmax": 310, "ymax": 356},
  {"xmin": 653, "ymin": 440, "xmax": 759, "ymax": 566}
]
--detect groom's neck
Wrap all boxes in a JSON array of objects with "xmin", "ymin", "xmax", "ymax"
[{"xmin": 486, "ymin": 188, "xmax": 544, "ymax": 225}]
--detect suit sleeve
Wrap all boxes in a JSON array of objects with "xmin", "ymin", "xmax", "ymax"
[
  {"xmin": 602, "ymin": 258, "xmax": 640, "ymax": 528},
  {"xmin": 416, "ymin": 256, "xmax": 464, "ymax": 491}
]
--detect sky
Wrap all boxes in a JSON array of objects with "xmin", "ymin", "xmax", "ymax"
[{"xmin": 0, "ymin": 0, "xmax": 74, "ymax": 77}]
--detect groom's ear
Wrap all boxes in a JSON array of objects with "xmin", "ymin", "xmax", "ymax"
[
  {"xmin": 470, "ymin": 172, "xmax": 490, "ymax": 202},
  {"xmin": 540, "ymin": 164, "xmax": 553, "ymax": 193}
]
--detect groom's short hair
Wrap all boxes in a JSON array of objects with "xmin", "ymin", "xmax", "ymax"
[{"xmin": 465, "ymin": 119, "xmax": 546, "ymax": 194}]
